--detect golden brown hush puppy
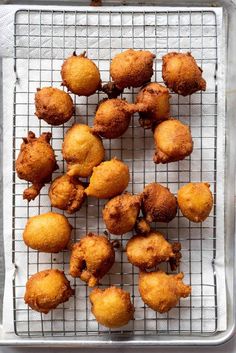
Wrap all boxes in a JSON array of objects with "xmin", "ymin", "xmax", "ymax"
[
  {"xmin": 126, "ymin": 230, "xmax": 181, "ymax": 270},
  {"xmin": 35, "ymin": 87, "xmax": 74, "ymax": 126},
  {"xmin": 93, "ymin": 98, "xmax": 138, "ymax": 139},
  {"xmin": 103, "ymin": 192, "xmax": 141, "ymax": 235},
  {"xmin": 62, "ymin": 124, "xmax": 105, "ymax": 178},
  {"xmin": 89, "ymin": 286, "xmax": 134, "ymax": 328},
  {"xmin": 61, "ymin": 52, "xmax": 101, "ymax": 96},
  {"xmin": 162, "ymin": 52, "xmax": 206, "ymax": 96},
  {"xmin": 139, "ymin": 270, "xmax": 191, "ymax": 313},
  {"xmin": 16, "ymin": 131, "xmax": 58, "ymax": 201},
  {"xmin": 24, "ymin": 269, "xmax": 74, "ymax": 314},
  {"xmin": 85, "ymin": 158, "xmax": 130, "ymax": 199},
  {"xmin": 153, "ymin": 119, "xmax": 193, "ymax": 164},
  {"xmin": 141, "ymin": 183, "xmax": 177, "ymax": 223},
  {"xmin": 177, "ymin": 182, "xmax": 213, "ymax": 222},
  {"xmin": 69, "ymin": 233, "xmax": 115, "ymax": 287},
  {"xmin": 23, "ymin": 212, "xmax": 72, "ymax": 253},
  {"xmin": 49, "ymin": 174, "xmax": 86, "ymax": 214},
  {"xmin": 136, "ymin": 82, "xmax": 170, "ymax": 129},
  {"xmin": 110, "ymin": 49, "xmax": 155, "ymax": 89}
]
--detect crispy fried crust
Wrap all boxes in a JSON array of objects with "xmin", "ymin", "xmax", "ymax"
[
  {"xmin": 110, "ymin": 49, "xmax": 155, "ymax": 89},
  {"xmin": 24, "ymin": 269, "xmax": 74, "ymax": 314},
  {"xmin": 89, "ymin": 286, "xmax": 134, "ymax": 328},
  {"xmin": 135, "ymin": 217, "xmax": 151, "ymax": 234},
  {"xmin": 139, "ymin": 270, "xmax": 191, "ymax": 313},
  {"xmin": 162, "ymin": 52, "xmax": 206, "ymax": 96},
  {"xmin": 69, "ymin": 233, "xmax": 115, "ymax": 287},
  {"xmin": 153, "ymin": 119, "xmax": 193, "ymax": 164}
]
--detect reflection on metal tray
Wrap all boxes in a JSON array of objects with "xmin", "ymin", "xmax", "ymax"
[{"xmin": 3, "ymin": 5, "xmax": 230, "ymax": 345}]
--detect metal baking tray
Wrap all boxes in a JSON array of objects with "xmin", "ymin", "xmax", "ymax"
[{"xmin": 0, "ymin": 0, "xmax": 235, "ymax": 347}]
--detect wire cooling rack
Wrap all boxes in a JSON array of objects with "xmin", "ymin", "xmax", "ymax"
[{"xmin": 12, "ymin": 8, "xmax": 221, "ymax": 337}]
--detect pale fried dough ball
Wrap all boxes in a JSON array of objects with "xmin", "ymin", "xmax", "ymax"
[
  {"xmin": 69, "ymin": 233, "xmax": 115, "ymax": 287},
  {"xmin": 110, "ymin": 49, "xmax": 155, "ymax": 89},
  {"xmin": 141, "ymin": 183, "xmax": 177, "ymax": 223},
  {"xmin": 126, "ymin": 230, "xmax": 181, "ymax": 270},
  {"xmin": 153, "ymin": 119, "xmax": 193, "ymax": 164},
  {"xmin": 16, "ymin": 131, "xmax": 58, "ymax": 201},
  {"xmin": 49, "ymin": 174, "xmax": 86, "ymax": 214},
  {"xmin": 177, "ymin": 182, "xmax": 213, "ymax": 222},
  {"xmin": 93, "ymin": 98, "xmax": 138, "ymax": 139},
  {"xmin": 23, "ymin": 212, "xmax": 72, "ymax": 253},
  {"xmin": 24, "ymin": 269, "xmax": 74, "ymax": 314},
  {"xmin": 139, "ymin": 270, "xmax": 191, "ymax": 313},
  {"xmin": 89, "ymin": 286, "xmax": 134, "ymax": 328},
  {"xmin": 136, "ymin": 82, "xmax": 170, "ymax": 129},
  {"xmin": 61, "ymin": 52, "xmax": 101, "ymax": 96},
  {"xmin": 62, "ymin": 124, "xmax": 105, "ymax": 178},
  {"xmin": 35, "ymin": 87, "xmax": 74, "ymax": 125},
  {"xmin": 162, "ymin": 52, "xmax": 206, "ymax": 96},
  {"xmin": 103, "ymin": 192, "xmax": 141, "ymax": 235},
  {"xmin": 85, "ymin": 158, "xmax": 130, "ymax": 199}
]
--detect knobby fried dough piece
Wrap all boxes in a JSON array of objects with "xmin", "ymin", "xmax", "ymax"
[
  {"xmin": 24, "ymin": 269, "xmax": 74, "ymax": 314},
  {"xmin": 139, "ymin": 270, "xmax": 191, "ymax": 313},
  {"xmin": 153, "ymin": 119, "xmax": 193, "ymax": 164},
  {"xmin": 16, "ymin": 131, "xmax": 58, "ymax": 201},
  {"xmin": 162, "ymin": 52, "xmax": 206, "ymax": 96},
  {"xmin": 69, "ymin": 233, "xmax": 115, "ymax": 287},
  {"xmin": 110, "ymin": 49, "xmax": 155, "ymax": 89},
  {"xmin": 135, "ymin": 217, "xmax": 151, "ymax": 234},
  {"xmin": 177, "ymin": 182, "xmax": 213, "ymax": 222},
  {"xmin": 89, "ymin": 286, "xmax": 134, "ymax": 328}
]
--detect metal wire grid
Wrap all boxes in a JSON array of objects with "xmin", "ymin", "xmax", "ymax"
[{"xmin": 12, "ymin": 9, "xmax": 218, "ymax": 337}]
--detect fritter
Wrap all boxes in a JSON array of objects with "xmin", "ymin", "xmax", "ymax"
[
  {"xmin": 162, "ymin": 52, "xmax": 206, "ymax": 96},
  {"xmin": 103, "ymin": 192, "xmax": 141, "ymax": 235},
  {"xmin": 89, "ymin": 286, "xmax": 134, "ymax": 328},
  {"xmin": 69, "ymin": 233, "xmax": 115, "ymax": 287},
  {"xmin": 16, "ymin": 131, "xmax": 58, "ymax": 201},
  {"xmin": 23, "ymin": 212, "xmax": 72, "ymax": 253},
  {"xmin": 177, "ymin": 182, "xmax": 213, "ymax": 222},
  {"xmin": 136, "ymin": 82, "xmax": 170, "ymax": 129},
  {"xmin": 153, "ymin": 119, "xmax": 193, "ymax": 164},
  {"xmin": 141, "ymin": 183, "xmax": 177, "ymax": 223},
  {"xmin": 139, "ymin": 270, "xmax": 191, "ymax": 313},
  {"xmin": 62, "ymin": 124, "xmax": 105, "ymax": 178},
  {"xmin": 85, "ymin": 158, "xmax": 130, "ymax": 199},
  {"xmin": 93, "ymin": 98, "xmax": 138, "ymax": 139},
  {"xmin": 110, "ymin": 49, "xmax": 155, "ymax": 89},
  {"xmin": 24, "ymin": 269, "xmax": 74, "ymax": 314},
  {"xmin": 35, "ymin": 87, "xmax": 74, "ymax": 125},
  {"xmin": 126, "ymin": 230, "xmax": 181, "ymax": 270},
  {"xmin": 61, "ymin": 52, "xmax": 101, "ymax": 96},
  {"xmin": 49, "ymin": 174, "xmax": 86, "ymax": 214}
]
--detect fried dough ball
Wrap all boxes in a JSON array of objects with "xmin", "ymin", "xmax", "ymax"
[
  {"xmin": 103, "ymin": 192, "xmax": 141, "ymax": 235},
  {"xmin": 136, "ymin": 83, "xmax": 170, "ymax": 129},
  {"xmin": 93, "ymin": 98, "xmax": 138, "ymax": 139},
  {"xmin": 62, "ymin": 124, "xmax": 105, "ymax": 178},
  {"xmin": 153, "ymin": 119, "xmax": 193, "ymax": 164},
  {"xmin": 139, "ymin": 270, "xmax": 191, "ymax": 313},
  {"xmin": 61, "ymin": 52, "xmax": 101, "ymax": 96},
  {"xmin": 49, "ymin": 174, "xmax": 86, "ymax": 214},
  {"xmin": 35, "ymin": 87, "xmax": 74, "ymax": 126},
  {"xmin": 162, "ymin": 52, "xmax": 206, "ymax": 96},
  {"xmin": 69, "ymin": 233, "xmax": 115, "ymax": 287},
  {"xmin": 85, "ymin": 158, "xmax": 130, "ymax": 199},
  {"xmin": 177, "ymin": 182, "xmax": 213, "ymax": 222},
  {"xmin": 126, "ymin": 230, "xmax": 181, "ymax": 270},
  {"xmin": 89, "ymin": 286, "xmax": 134, "ymax": 328},
  {"xmin": 24, "ymin": 269, "xmax": 74, "ymax": 314},
  {"xmin": 141, "ymin": 183, "xmax": 177, "ymax": 223},
  {"xmin": 16, "ymin": 131, "xmax": 58, "ymax": 201},
  {"xmin": 110, "ymin": 49, "xmax": 155, "ymax": 89},
  {"xmin": 23, "ymin": 212, "xmax": 72, "ymax": 253}
]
